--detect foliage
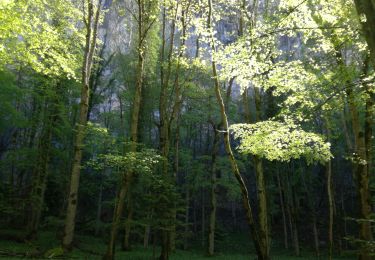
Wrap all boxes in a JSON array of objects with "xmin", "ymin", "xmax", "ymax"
[
  {"xmin": 0, "ymin": 0, "xmax": 372, "ymax": 258},
  {"xmin": 0, "ymin": 0, "xmax": 84, "ymax": 78},
  {"xmin": 86, "ymin": 149, "xmax": 162, "ymax": 175},
  {"xmin": 231, "ymin": 120, "xmax": 332, "ymax": 164}
]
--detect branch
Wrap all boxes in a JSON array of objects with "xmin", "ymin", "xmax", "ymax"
[
  {"xmin": 124, "ymin": 5, "xmax": 138, "ymax": 22},
  {"xmin": 276, "ymin": 0, "xmax": 309, "ymax": 27},
  {"xmin": 140, "ymin": 17, "xmax": 157, "ymax": 44},
  {"xmin": 257, "ymin": 26, "xmax": 348, "ymax": 39}
]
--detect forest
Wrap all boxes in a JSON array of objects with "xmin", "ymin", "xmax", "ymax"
[{"xmin": 0, "ymin": 0, "xmax": 374, "ymax": 259}]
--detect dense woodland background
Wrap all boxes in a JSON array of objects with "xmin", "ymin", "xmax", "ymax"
[{"xmin": 0, "ymin": 0, "xmax": 375, "ymax": 259}]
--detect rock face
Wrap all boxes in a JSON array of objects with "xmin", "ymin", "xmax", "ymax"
[{"xmin": 97, "ymin": 0, "xmax": 303, "ymax": 114}]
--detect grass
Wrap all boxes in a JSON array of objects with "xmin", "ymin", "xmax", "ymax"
[{"xmin": 0, "ymin": 229, "xmax": 356, "ymax": 259}]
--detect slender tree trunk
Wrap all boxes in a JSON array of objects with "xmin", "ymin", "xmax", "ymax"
[
  {"xmin": 254, "ymin": 155, "xmax": 269, "ymax": 257},
  {"xmin": 302, "ymin": 166, "xmax": 320, "ymax": 257},
  {"xmin": 201, "ymin": 189, "xmax": 205, "ymax": 248},
  {"xmin": 242, "ymin": 89, "xmax": 252, "ymax": 123},
  {"xmin": 62, "ymin": 0, "xmax": 102, "ymax": 250},
  {"xmin": 243, "ymin": 82, "xmax": 269, "ymax": 258},
  {"xmin": 341, "ymin": 192, "xmax": 348, "ymax": 250},
  {"xmin": 158, "ymin": 4, "xmax": 189, "ymax": 257},
  {"xmin": 291, "ymin": 209, "xmax": 300, "ymax": 257},
  {"xmin": 169, "ymin": 123, "xmax": 180, "ymax": 252},
  {"xmin": 27, "ymin": 112, "xmax": 54, "ymax": 239},
  {"xmin": 364, "ymin": 77, "xmax": 373, "ymax": 181},
  {"xmin": 27, "ymin": 85, "xmax": 61, "ymax": 239},
  {"xmin": 326, "ymin": 160, "xmax": 334, "ymax": 259},
  {"xmin": 285, "ymin": 191, "xmax": 294, "ymax": 252},
  {"xmin": 322, "ymin": 115, "xmax": 334, "ymax": 259},
  {"xmin": 207, "ymin": 0, "xmax": 265, "ymax": 258},
  {"xmin": 105, "ymin": 181, "xmax": 128, "ymax": 259},
  {"xmin": 232, "ymin": 201, "xmax": 237, "ymax": 230},
  {"xmin": 144, "ymin": 225, "xmax": 150, "ymax": 248},
  {"xmin": 292, "ymin": 219, "xmax": 301, "ymax": 256},
  {"xmin": 123, "ymin": 204, "xmax": 133, "ymax": 251},
  {"xmin": 347, "ymin": 84, "xmax": 373, "ymax": 260},
  {"xmin": 95, "ymin": 182, "xmax": 103, "ymax": 236},
  {"xmin": 341, "ymin": 106, "xmax": 353, "ymax": 151},
  {"xmin": 312, "ymin": 215, "xmax": 320, "ymax": 258},
  {"xmin": 308, "ymin": 5, "xmax": 374, "ymax": 256},
  {"xmin": 104, "ymin": 4, "xmax": 145, "ymax": 258},
  {"xmin": 276, "ymin": 171, "xmax": 288, "ymax": 250},
  {"xmin": 104, "ymin": 0, "xmax": 147, "ymax": 257},
  {"xmin": 184, "ymin": 187, "xmax": 190, "ymax": 250},
  {"xmin": 193, "ymin": 199, "xmax": 197, "ymax": 234},
  {"xmin": 313, "ymin": 15, "xmax": 370, "ymax": 254},
  {"xmin": 208, "ymin": 125, "xmax": 219, "ymax": 256},
  {"xmin": 169, "ymin": 46, "xmax": 185, "ymax": 250},
  {"xmin": 207, "ymin": 66, "xmax": 230, "ymax": 256},
  {"xmin": 286, "ymin": 199, "xmax": 294, "ymax": 253},
  {"xmin": 364, "ymin": 84, "xmax": 373, "ymax": 184},
  {"xmin": 286, "ymin": 171, "xmax": 299, "ymax": 257}
]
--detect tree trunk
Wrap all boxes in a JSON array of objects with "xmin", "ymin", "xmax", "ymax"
[
  {"xmin": 123, "ymin": 204, "xmax": 133, "ymax": 251},
  {"xmin": 232, "ymin": 201, "xmax": 237, "ymax": 231},
  {"xmin": 341, "ymin": 191, "xmax": 348, "ymax": 250},
  {"xmin": 322, "ymin": 114, "xmax": 334, "ymax": 259},
  {"xmin": 243, "ymin": 81, "xmax": 269, "ymax": 258},
  {"xmin": 104, "ymin": 181, "xmax": 128, "ymax": 260},
  {"xmin": 94, "ymin": 182, "xmax": 103, "ymax": 236},
  {"xmin": 62, "ymin": 0, "xmax": 102, "ymax": 250},
  {"xmin": 144, "ymin": 225, "xmax": 150, "ymax": 248},
  {"xmin": 312, "ymin": 215, "xmax": 320, "ymax": 258},
  {"xmin": 201, "ymin": 189, "xmax": 205, "ymax": 248},
  {"xmin": 353, "ymin": 0, "xmax": 375, "ymax": 67},
  {"xmin": 308, "ymin": 5, "xmax": 374, "ymax": 257},
  {"xmin": 292, "ymin": 220, "xmax": 300, "ymax": 257},
  {"xmin": 276, "ymin": 171, "xmax": 288, "ymax": 250},
  {"xmin": 184, "ymin": 187, "xmax": 190, "ymax": 250},
  {"xmin": 286, "ymin": 198, "xmax": 294, "ymax": 252},
  {"xmin": 326, "ymin": 160, "xmax": 334, "ymax": 259},
  {"xmin": 207, "ymin": 0, "xmax": 265, "ymax": 258},
  {"xmin": 158, "ymin": 4, "xmax": 188, "ymax": 257},
  {"xmin": 104, "ymin": 4, "xmax": 145, "ymax": 258},
  {"xmin": 347, "ymin": 82, "xmax": 373, "ymax": 260},
  {"xmin": 208, "ymin": 125, "xmax": 219, "ymax": 256},
  {"xmin": 301, "ymin": 166, "xmax": 321, "ymax": 257},
  {"xmin": 254, "ymin": 155, "xmax": 269, "ymax": 258},
  {"xmin": 193, "ymin": 199, "xmax": 197, "ymax": 234},
  {"xmin": 286, "ymin": 171, "xmax": 299, "ymax": 257},
  {"xmin": 27, "ymin": 112, "xmax": 54, "ymax": 239},
  {"xmin": 27, "ymin": 85, "xmax": 61, "ymax": 240}
]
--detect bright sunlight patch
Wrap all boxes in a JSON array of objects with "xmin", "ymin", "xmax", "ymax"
[{"xmin": 230, "ymin": 121, "xmax": 332, "ymax": 164}]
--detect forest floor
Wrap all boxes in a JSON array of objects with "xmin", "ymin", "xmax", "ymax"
[{"xmin": 0, "ymin": 230, "xmax": 356, "ymax": 259}]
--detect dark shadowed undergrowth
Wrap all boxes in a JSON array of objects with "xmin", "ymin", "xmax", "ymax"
[{"xmin": 0, "ymin": 230, "xmax": 356, "ymax": 259}]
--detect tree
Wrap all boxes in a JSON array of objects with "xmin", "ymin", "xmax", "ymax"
[
  {"xmin": 104, "ymin": 0, "xmax": 159, "ymax": 258},
  {"xmin": 353, "ymin": 0, "xmax": 375, "ymax": 67},
  {"xmin": 206, "ymin": 0, "xmax": 267, "ymax": 258},
  {"xmin": 62, "ymin": 0, "xmax": 103, "ymax": 251}
]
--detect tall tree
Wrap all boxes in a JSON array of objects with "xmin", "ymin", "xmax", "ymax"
[
  {"xmin": 104, "ymin": 0, "xmax": 158, "ymax": 258},
  {"xmin": 62, "ymin": 0, "xmax": 103, "ymax": 251},
  {"xmin": 353, "ymin": 0, "xmax": 375, "ymax": 66},
  {"xmin": 206, "ymin": 0, "xmax": 266, "ymax": 258}
]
